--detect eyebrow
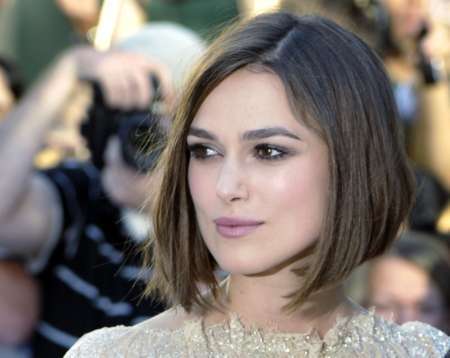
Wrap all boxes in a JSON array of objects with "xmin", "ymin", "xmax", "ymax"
[{"xmin": 188, "ymin": 126, "xmax": 302, "ymax": 141}]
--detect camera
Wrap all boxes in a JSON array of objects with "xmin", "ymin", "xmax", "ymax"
[{"xmin": 81, "ymin": 75, "xmax": 166, "ymax": 173}]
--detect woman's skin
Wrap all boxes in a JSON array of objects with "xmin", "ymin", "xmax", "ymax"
[{"xmin": 186, "ymin": 68, "xmax": 359, "ymax": 336}]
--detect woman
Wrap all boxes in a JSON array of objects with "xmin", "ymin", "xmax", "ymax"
[{"xmin": 65, "ymin": 12, "xmax": 450, "ymax": 356}]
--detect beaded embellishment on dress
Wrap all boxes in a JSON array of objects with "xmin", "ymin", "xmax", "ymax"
[{"xmin": 65, "ymin": 309, "xmax": 450, "ymax": 357}]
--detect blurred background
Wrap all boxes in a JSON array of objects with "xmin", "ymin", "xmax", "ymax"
[{"xmin": 0, "ymin": 1, "xmax": 448, "ymax": 357}]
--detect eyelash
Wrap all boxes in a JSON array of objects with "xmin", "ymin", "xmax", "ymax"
[
  {"xmin": 187, "ymin": 143, "xmax": 289, "ymax": 161},
  {"xmin": 187, "ymin": 144, "xmax": 218, "ymax": 160},
  {"xmin": 254, "ymin": 144, "xmax": 288, "ymax": 160}
]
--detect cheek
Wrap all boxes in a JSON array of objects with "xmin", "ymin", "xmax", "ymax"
[
  {"xmin": 270, "ymin": 163, "xmax": 329, "ymax": 259},
  {"xmin": 188, "ymin": 162, "xmax": 215, "ymax": 210},
  {"xmin": 187, "ymin": 162, "xmax": 197, "ymax": 198},
  {"xmin": 265, "ymin": 160, "xmax": 329, "ymax": 227}
]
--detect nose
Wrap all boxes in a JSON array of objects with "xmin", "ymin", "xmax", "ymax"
[{"xmin": 216, "ymin": 158, "xmax": 248, "ymax": 203}]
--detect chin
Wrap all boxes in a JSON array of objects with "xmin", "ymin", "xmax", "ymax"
[
  {"xmin": 106, "ymin": 188, "xmax": 128, "ymax": 207},
  {"xmin": 214, "ymin": 253, "xmax": 282, "ymax": 277},
  {"xmin": 101, "ymin": 172, "xmax": 127, "ymax": 207}
]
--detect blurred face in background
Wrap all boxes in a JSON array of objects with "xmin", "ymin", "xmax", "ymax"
[
  {"xmin": 101, "ymin": 136, "xmax": 158, "ymax": 210},
  {"xmin": 381, "ymin": 0, "xmax": 429, "ymax": 41},
  {"xmin": 367, "ymin": 256, "xmax": 447, "ymax": 330}
]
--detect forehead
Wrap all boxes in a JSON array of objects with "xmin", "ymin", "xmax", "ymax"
[
  {"xmin": 191, "ymin": 68, "xmax": 305, "ymax": 133},
  {"xmin": 381, "ymin": 0, "xmax": 428, "ymax": 11},
  {"xmin": 370, "ymin": 257, "xmax": 430, "ymax": 300}
]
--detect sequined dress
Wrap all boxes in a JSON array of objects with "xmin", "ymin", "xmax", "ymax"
[{"xmin": 65, "ymin": 309, "xmax": 450, "ymax": 357}]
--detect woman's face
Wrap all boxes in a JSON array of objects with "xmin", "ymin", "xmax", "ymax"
[{"xmin": 187, "ymin": 68, "xmax": 329, "ymax": 275}]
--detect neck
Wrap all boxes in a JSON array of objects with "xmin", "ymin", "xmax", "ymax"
[{"xmin": 208, "ymin": 272, "xmax": 359, "ymax": 337}]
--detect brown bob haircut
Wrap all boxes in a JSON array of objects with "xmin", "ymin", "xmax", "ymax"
[{"xmin": 145, "ymin": 12, "xmax": 415, "ymax": 312}]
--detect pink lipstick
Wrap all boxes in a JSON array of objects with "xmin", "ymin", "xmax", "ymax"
[{"xmin": 214, "ymin": 217, "xmax": 264, "ymax": 239}]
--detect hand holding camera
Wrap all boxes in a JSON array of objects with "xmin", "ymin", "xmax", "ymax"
[
  {"xmin": 416, "ymin": 22, "xmax": 449, "ymax": 84},
  {"xmin": 58, "ymin": 46, "xmax": 173, "ymax": 172},
  {"xmin": 70, "ymin": 46, "xmax": 174, "ymax": 109},
  {"xmin": 82, "ymin": 72, "xmax": 168, "ymax": 173}
]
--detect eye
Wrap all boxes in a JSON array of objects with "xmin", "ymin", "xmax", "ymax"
[
  {"xmin": 254, "ymin": 144, "xmax": 287, "ymax": 160},
  {"xmin": 187, "ymin": 144, "xmax": 218, "ymax": 160}
]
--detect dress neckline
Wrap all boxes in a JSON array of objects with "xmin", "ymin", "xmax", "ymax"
[{"xmin": 178, "ymin": 307, "xmax": 379, "ymax": 349}]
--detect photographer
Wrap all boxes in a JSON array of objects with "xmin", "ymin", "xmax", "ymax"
[
  {"xmin": 0, "ymin": 23, "xmax": 204, "ymax": 357},
  {"xmin": 377, "ymin": 0, "xmax": 450, "ymax": 191}
]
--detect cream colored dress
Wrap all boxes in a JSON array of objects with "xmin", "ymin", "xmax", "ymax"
[{"xmin": 64, "ymin": 309, "xmax": 450, "ymax": 357}]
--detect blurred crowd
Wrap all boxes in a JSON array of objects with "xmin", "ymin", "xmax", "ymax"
[{"xmin": 0, "ymin": 0, "xmax": 448, "ymax": 357}]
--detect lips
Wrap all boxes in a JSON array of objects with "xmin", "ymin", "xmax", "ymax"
[{"xmin": 214, "ymin": 217, "xmax": 264, "ymax": 239}]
